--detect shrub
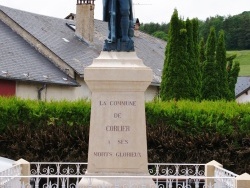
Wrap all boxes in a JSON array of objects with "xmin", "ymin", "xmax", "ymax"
[
  {"xmin": 146, "ymin": 100, "xmax": 250, "ymax": 135},
  {"xmin": 0, "ymin": 97, "xmax": 249, "ymax": 174},
  {"xmin": 0, "ymin": 97, "xmax": 91, "ymax": 132}
]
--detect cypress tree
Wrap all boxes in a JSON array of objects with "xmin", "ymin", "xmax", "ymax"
[
  {"xmin": 177, "ymin": 25, "xmax": 190, "ymax": 99},
  {"xmin": 160, "ymin": 9, "xmax": 190, "ymax": 100},
  {"xmin": 190, "ymin": 18, "xmax": 201, "ymax": 100},
  {"xmin": 216, "ymin": 30, "xmax": 229, "ymax": 99},
  {"xmin": 227, "ymin": 56, "xmax": 240, "ymax": 100},
  {"xmin": 199, "ymin": 37, "xmax": 206, "ymax": 65},
  {"xmin": 186, "ymin": 19, "xmax": 196, "ymax": 99},
  {"xmin": 206, "ymin": 27, "xmax": 216, "ymax": 63},
  {"xmin": 192, "ymin": 19, "xmax": 199, "ymax": 60},
  {"xmin": 193, "ymin": 19, "xmax": 202, "ymax": 100},
  {"xmin": 201, "ymin": 27, "xmax": 219, "ymax": 100}
]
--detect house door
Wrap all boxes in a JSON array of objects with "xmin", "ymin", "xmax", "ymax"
[{"xmin": 0, "ymin": 79, "xmax": 16, "ymax": 96}]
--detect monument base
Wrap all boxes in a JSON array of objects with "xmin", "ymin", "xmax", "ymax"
[
  {"xmin": 80, "ymin": 51, "xmax": 153, "ymax": 187},
  {"xmin": 78, "ymin": 173, "xmax": 156, "ymax": 188}
]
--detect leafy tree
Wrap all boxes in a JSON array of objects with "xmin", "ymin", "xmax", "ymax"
[
  {"xmin": 160, "ymin": 23, "xmax": 170, "ymax": 34},
  {"xmin": 201, "ymin": 11, "xmax": 250, "ymax": 50},
  {"xmin": 236, "ymin": 11, "xmax": 250, "ymax": 49},
  {"xmin": 199, "ymin": 15, "xmax": 224, "ymax": 43},
  {"xmin": 140, "ymin": 11, "xmax": 250, "ymax": 50},
  {"xmin": 140, "ymin": 22, "xmax": 169, "ymax": 36},
  {"xmin": 152, "ymin": 31, "xmax": 168, "ymax": 41},
  {"xmin": 216, "ymin": 30, "xmax": 229, "ymax": 99},
  {"xmin": 140, "ymin": 22, "xmax": 159, "ymax": 34},
  {"xmin": 139, "ymin": 22, "xmax": 170, "ymax": 41},
  {"xmin": 224, "ymin": 15, "xmax": 243, "ymax": 50}
]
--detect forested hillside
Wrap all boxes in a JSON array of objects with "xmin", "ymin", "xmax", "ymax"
[
  {"xmin": 140, "ymin": 11, "xmax": 250, "ymax": 50},
  {"xmin": 200, "ymin": 11, "xmax": 250, "ymax": 50}
]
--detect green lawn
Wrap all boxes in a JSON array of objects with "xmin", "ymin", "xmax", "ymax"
[{"xmin": 227, "ymin": 50, "xmax": 250, "ymax": 76}]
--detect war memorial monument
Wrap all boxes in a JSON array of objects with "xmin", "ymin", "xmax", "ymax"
[{"xmin": 79, "ymin": 0, "xmax": 155, "ymax": 187}]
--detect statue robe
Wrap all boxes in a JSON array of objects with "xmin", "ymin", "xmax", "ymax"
[{"xmin": 103, "ymin": 0, "xmax": 133, "ymax": 23}]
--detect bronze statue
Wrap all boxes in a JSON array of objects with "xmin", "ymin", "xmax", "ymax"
[{"xmin": 103, "ymin": 0, "xmax": 134, "ymax": 52}]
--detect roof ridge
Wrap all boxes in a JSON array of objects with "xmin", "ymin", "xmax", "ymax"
[{"xmin": 0, "ymin": 5, "xmax": 76, "ymax": 78}]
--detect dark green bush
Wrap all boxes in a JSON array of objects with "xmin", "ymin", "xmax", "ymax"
[
  {"xmin": 146, "ymin": 100, "xmax": 250, "ymax": 135},
  {"xmin": 0, "ymin": 97, "xmax": 91, "ymax": 132},
  {"xmin": 0, "ymin": 124, "xmax": 89, "ymax": 162},
  {"xmin": 0, "ymin": 97, "xmax": 249, "ymax": 174},
  {"xmin": 146, "ymin": 123, "xmax": 250, "ymax": 174}
]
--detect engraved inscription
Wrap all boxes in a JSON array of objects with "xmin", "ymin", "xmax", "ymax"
[
  {"xmin": 118, "ymin": 139, "xmax": 128, "ymax": 144},
  {"xmin": 114, "ymin": 113, "xmax": 122, "ymax": 118},
  {"xmin": 96, "ymin": 99, "xmax": 139, "ymax": 159},
  {"xmin": 94, "ymin": 152, "xmax": 112, "ymax": 157},
  {"xmin": 116, "ymin": 152, "xmax": 141, "ymax": 157},
  {"xmin": 106, "ymin": 125, "xmax": 130, "ymax": 132},
  {"xmin": 99, "ymin": 101, "xmax": 107, "ymax": 106},
  {"xmin": 93, "ymin": 152, "xmax": 142, "ymax": 158},
  {"xmin": 110, "ymin": 101, "xmax": 136, "ymax": 106},
  {"xmin": 99, "ymin": 100, "xmax": 136, "ymax": 106}
]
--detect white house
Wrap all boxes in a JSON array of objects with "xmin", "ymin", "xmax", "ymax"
[
  {"xmin": 0, "ymin": 1, "xmax": 165, "ymax": 101},
  {"xmin": 235, "ymin": 77, "xmax": 250, "ymax": 103}
]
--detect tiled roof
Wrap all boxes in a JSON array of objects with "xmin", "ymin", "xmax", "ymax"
[
  {"xmin": 235, "ymin": 77, "xmax": 250, "ymax": 97},
  {"xmin": 2, "ymin": 5, "xmax": 246, "ymax": 97},
  {"xmin": 0, "ymin": 19, "xmax": 78, "ymax": 86},
  {"xmin": 0, "ymin": 5, "xmax": 165, "ymax": 85}
]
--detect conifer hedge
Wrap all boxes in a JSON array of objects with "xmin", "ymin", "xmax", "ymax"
[
  {"xmin": 146, "ymin": 100, "xmax": 250, "ymax": 135},
  {"xmin": 0, "ymin": 97, "xmax": 91, "ymax": 132},
  {"xmin": 0, "ymin": 97, "xmax": 249, "ymax": 174}
]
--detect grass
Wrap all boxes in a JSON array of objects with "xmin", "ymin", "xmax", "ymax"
[{"xmin": 227, "ymin": 50, "xmax": 250, "ymax": 76}]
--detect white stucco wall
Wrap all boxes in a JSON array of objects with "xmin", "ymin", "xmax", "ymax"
[
  {"xmin": 15, "ymin": 77, "xmax": 91, "ymax": 101},
  {"xmin": 236, "ymin": 89, "xmax": 250, "ymax": 103},
  {"xmin": 15, "ymin": 78, "xmax": 159, "ymax": 101},
  {"xmin": 45, "ymin": 77, "xmax": 91, "ymax": 101},
  {"xmin": 16, "ymin": 82, "xmax": 41, "ymax": 100},
  {"xmin": 145, "ymin": 85, "xmax": 159, "ymax": 101}
]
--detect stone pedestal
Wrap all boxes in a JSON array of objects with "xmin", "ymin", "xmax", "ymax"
[
  {"xmin": 14, "ymin": 158, "xmax": 30, "ymax": 186},
  {"xmin": 205, "ymin": 160, "xmax": 223, "ymax": 188},
  {"xmin": 236, "ymin": 173, "xmax": 250, "ymax": 188},
  {"xmin": 79, "ymin": 51, "xmax": 155, "ymax": 187}
]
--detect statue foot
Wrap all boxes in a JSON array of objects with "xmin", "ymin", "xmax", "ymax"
[
  {"xmin": 103, "ymin": 39, "xmax": 134, "ymax": 52},
  {"xmin": 121, "ymin": 37, "xmax": 130, "ymax": 42}
]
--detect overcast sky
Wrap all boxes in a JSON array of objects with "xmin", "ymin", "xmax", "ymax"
[{"xmin": 0, "ymin": 0, "xmax": 249, "ymax": 23}]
